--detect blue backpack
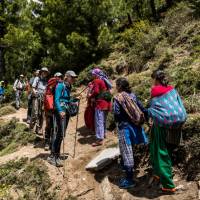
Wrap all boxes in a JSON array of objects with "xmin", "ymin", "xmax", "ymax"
[{"xmin": 148, "ymin": 89, "xmax": 187, "ymax": 128}]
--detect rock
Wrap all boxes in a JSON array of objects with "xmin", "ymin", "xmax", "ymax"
[
  {"xmin": 101, "ymin": 177, "xmax": 114, "ymax": 200},
  {"xmin": 85, "ymin": 147, "xmax": 120, "ymax": 171},
  {"xmin": 176, "ymin": 184, "xmax": 186, "ymax": 191}
]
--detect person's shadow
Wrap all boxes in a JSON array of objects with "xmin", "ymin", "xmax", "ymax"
[
  {"xmin": 77, "ymin": 125, "xmax": 96, "ymax": 145},
  {"xmin": 90, "ymin": 160, "xmax": 165, "ymax": 199}
]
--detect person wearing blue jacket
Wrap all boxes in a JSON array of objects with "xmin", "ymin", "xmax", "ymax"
[
  {"xmin": 48, "ymin": 70, "xmax": 77, "ymax": 167},
  {"xmin": 0, "ymin": 81, "xmax": 5, "ymax": 104}
]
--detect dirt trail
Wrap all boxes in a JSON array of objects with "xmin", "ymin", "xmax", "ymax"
[
  {"xmin": 0, "ymin": 98, "xmax": 199, "ymax": 200},
  {"xmin": 0, "ymin": 108, "xmax": 27, "ymax": 123}
]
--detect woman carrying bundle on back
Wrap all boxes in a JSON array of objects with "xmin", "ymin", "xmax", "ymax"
[
  {"xmin": 113, "ymin": 78, "xmax": 148, "ymax": 189},
  {"xmin": 148, "ymin": 70, "xmax": 187, "ymax": 193},
  {"xmin": 88, "ymin": 68, "xmax": 112, "ymax": 147}
]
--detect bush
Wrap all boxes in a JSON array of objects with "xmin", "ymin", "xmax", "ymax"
[
  {"xmin": 0, "ymin": 106, "xmax": 16, "ymax": 117},
  {"xmin": 0, "ymin": 158, "xmax": 56, "ymax": 199},
  {"xmin": 128, "ymin": 72, "xmax": 152, "ymax": 104},
  {"xmin": 189, "ymin": 0, "xmax": 200, "ymax": 16},
  {"xmin": 0, "ymin": 119, "xmax": 36, "ymax": 156},
  {"xmin": 120, "ymin": 21, "xmax": 162, "ymax": 73},
  {"xmin": 182, "ymin": 113, "xmax": 200, "ymax": 140},
  {"xmin": 184, "ymin": 94, "xmax": 200, "ymax": 113},
  {"xmin": 4, "ymin": 84, "xmax": 15, "ymax": 103},
  {"xmin": 163, "ymin": 2, "xmax": 193, "ymax": 43},
  {"xmin": 106, "ymin": 112, "xmax": 116, "ymax": 131},
  {"xmin": 169, "ymin": 66, "xmax": 200, "ymax": 96}
]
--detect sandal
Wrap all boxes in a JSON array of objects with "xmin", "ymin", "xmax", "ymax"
[
  {"xmin": 92, "ymin": 140, "xmax": 103, "ymax": 147},
  {"xmin": 161, "ymin": 187, "xmax": 176, "ymax": 193}
]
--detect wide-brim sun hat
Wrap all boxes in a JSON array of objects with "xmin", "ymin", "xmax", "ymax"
[{"xmin": 65, "ymin": 70, "xmax": 78, "ymax": 78}]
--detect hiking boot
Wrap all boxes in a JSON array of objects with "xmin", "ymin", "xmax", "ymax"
[
  {"xmin": 48, "ymin": 155, "xmax": 57, "ymax": 167},
  {"xmin": 26, "ymin": 119, "xmax": 30, "ymax": 124},
  {"xmin": 119, "ymin": 178, "xmax": 136, "ymax": 189},
  {"xmin": 55, "ymin": 156, "xmax": 63, "ymax": 167},
  {"xmin": 47, "ymin": 154, "xmax": 54, "ymax": 162}
]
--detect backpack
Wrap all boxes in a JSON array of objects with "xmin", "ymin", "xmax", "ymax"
[
  {"xmin": 114, "ymin": 92, "xmax": 145, "ymax": 126},
  {"xmin": 148, "ymin": 89, "xmax": 187, "ymax": 128},
  {"xmin": 44, "ymin": 77, "xmax": 59, "ymax": 111}
]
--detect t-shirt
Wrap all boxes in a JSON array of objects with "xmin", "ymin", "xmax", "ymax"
[
  {"xmin": 13, "ymin": 79, "xmax": 25, "ymax": 90},
  {"xmin": 32, "ymin": 76, "xmax": 47, "ymax": 94},
  {"xmin": 29, "ymin": 77, "xmax": 35, "ymax": 87}
]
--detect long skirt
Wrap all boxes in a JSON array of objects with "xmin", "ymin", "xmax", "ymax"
[
  {"xmin": 150, "ymin": 125, "xmax": 175, "ymax": 189},
  {"xmin": 118, "ymin": 123, "xmax": 148, "ymax": 168},
  {"xmin": 95, "ymin": 109, "xmax": 107, "ymax": 140}
]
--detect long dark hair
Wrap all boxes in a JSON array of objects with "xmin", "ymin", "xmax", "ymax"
[
  {"xmin": 151, "ymin": 69, "xmax": 168, "ymax": 87},
  {"xmin": 116, "ymin": 77, "xmax": 132, "ymax": 93}
]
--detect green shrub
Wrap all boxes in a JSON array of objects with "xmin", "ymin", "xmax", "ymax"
[
  {"xmin": 0, "ymin": 119, "xmax": 36, "ymax": 156},
  {"xmin": 163, "ymin": 2, "xmax": 193, "ymax": 43},
  {"xmin": 169, "ymin": 66, "xmax": 200, "ymax": 96},
  {"xmin": 0, "ymin": 106, "xmax": 16, "ymax": 117},
  {"xmin": 4, "ymin": 84, "xmax": 15, "ymax": 103},
  {"xmin": 120, "ymin": 21, "xmax": 162, "ymax": 73},
  {"xmin": 182, "ymin": 114, "xmax": 200, "ymax": 140},
  {"xmin": 189, "ymin": 0, "xmax": 200, "ymax": 16},
  {"xmin": 184, "ymin": 94, "xmax": 200, "ymax": 113},
  {"xmin": 106, "ymin": 112, "xmax": 116, "ymax": 131},
  {"xmin": 128, "ymin": 72, "xmax": 152, "ymax": 104},
  {"xmin": 0, "ymin": 158, "xmax": 56, "ymax": 199}
]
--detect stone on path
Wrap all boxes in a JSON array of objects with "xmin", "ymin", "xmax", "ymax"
[
  {"xmin": 85, "ymin": 147, "xmax": 120, "ymax": 171},
  {"xmin": 100, "ymin": 177, "xmax": 114, "ymax": 200}
]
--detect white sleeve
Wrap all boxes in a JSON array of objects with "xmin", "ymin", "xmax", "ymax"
[{"xmin": 32, "ymin": 77, "xmax": 39, "ymax": 88}]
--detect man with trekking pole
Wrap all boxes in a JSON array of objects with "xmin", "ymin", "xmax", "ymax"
[
  {"xmin": 48, "ymin": 70, "xmax": 78, "ymax": 167},
  {"xmin": 30, "ymin": 67, "xmax": 49, "ymax": 134}
]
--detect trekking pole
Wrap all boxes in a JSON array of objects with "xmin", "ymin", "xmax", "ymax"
[
  {"xmin": 73, "ymin": 99, "xmax": 80, "ymax": 159},
  {"xmin": 61, "ymin": 118, "xmax": 66, "ymax": 178},
  {"xmin": 75, "ymin": 86, "xmax": 88, "ymax": 98}
]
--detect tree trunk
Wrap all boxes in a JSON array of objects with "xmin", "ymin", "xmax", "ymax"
[
  {"xmin": 150, "ymin": 0, "xmax": 158, "ymax": 21},
  {"xmin": 0, "ymin": 0, "xmax": 5, "ymax": 79}
]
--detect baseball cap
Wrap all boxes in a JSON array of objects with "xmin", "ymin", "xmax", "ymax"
[
  {"xmin": 65, "ymin": 70, "xmax": 78, "ymax": 78},
  {"xmin": 41, "ymin": 67, "xmax": 49, "ymax": 73},
  {"xmin": 20, "ymin": 74, "xmax": 24, "ymax": 77},
  {"xmin": 54, "ymin": 72, "xmax": 63, "ymax": 77},
  {"xmin": 35, "ymin": 70, "xmax": 40, "ymax": 74}
]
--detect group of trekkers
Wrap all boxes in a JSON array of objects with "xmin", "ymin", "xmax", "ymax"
[
  {"xmin": 84, "ymin": 68, "xmax": 187, "ymax": 192},
  {"xmin": 7, "ymin": 67, "xmax": 187, "ymax": 193},
  {"xmin": 13, "ymin": 68, "xmax": 79, "ymax": 167}
]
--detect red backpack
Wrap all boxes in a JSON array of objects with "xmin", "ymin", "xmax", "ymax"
[{"xmin": 44, "ymin": 77, "xmax": 59, "ymax": 111}]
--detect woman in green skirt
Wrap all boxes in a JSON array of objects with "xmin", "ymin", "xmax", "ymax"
[{"xmin": 148, "ymin": 70, "xmax": 187, "ymax": 193}]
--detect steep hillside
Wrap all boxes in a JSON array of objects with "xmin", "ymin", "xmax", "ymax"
[{"xmin": 98, "ymin": 2, "xmax": 200, "ymax": 182}]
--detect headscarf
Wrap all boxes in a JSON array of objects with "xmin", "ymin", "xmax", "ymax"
[{"xmin": 91, "ymin": 68, "xmax": 112, "ymax": 89}]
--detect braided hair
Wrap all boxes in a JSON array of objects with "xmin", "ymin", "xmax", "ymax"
[{"xmin": 151, "ymin": 69, "xmax": 168, "ymax": 87}]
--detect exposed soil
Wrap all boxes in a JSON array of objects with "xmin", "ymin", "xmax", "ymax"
[{"xmin": 0, "ymin": 96, "xmax": 199, "ymax": 200}]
